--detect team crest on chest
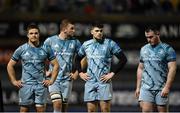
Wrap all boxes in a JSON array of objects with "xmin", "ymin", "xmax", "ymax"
[
  {"xmin": 69, "ymin": 43, "xmax": 74, "ymax": 49},
  {"xmin": 54, "ymin": 44, "xmax": 59, "ymax": 49},
  {"xmin": 158, "ymin": 49, "xmax": 164, "ymax": 55}
]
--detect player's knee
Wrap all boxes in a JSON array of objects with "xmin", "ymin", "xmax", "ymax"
[{"xmin": 50, "ymin": 93, "xmax": 62, "ymax": 102}]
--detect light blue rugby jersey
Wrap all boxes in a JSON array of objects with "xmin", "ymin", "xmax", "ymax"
[
  {"xmin": 12, "ymin": 43, "xmax": 55, "ymax": 84},
  {"xmin": 140, "ymin": 42, "xmax": 176, "ymax": 90},
  {"xmin": 78, "ymin": 38, "xmax": 122, "ymax": 83},
  {"xmin": 44, "ymin": 35, "xmax": 81, "ymax": 81}
]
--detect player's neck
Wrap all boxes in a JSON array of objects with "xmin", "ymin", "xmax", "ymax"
[
  {"xmin": 28, "ymin": 41, "xmax": 40, "ymax": 47},
  {"xmin": 59, "ymin": 32, "xmax": 68, "ymax": 40},
  {"xmin": 151, "ymin": 42, "xmax": 161, "ymax": 48},
  {"xmin": 93, "ymin": 37, "xmax": 104, "ymax": 44}
]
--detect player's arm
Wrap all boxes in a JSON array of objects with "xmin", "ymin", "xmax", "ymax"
[
  {"xmin": 43, "ymin": 58, "xmax": 59, "ymax": 86},
  {"xmin": 75, "ymin": 54, "xmax": 84, "ymax": 73},
  {"xmin": 80, "ymin": 57, "xmax": 88, "ymax": 72},
  {"xmin": 45, "ymin": 60, "xmax": 51, "ymax": 77},
  {"xmin": 70, "ymin": 70, "xmax": 78, "ymax": 80},
  {"xmin": 7, "ymin": 59, "xmax": 22, "ymax": 88},
  {"xmin": 70, "ymin": 54, "xmax": 79, "ymax": 80},
  {"xmin": 161, "ymin": 61, "xmax": 177, "ymax": 97},
  {"xmin": 50, "ymin": 58, "xmax": 59, "ymax": 83},
  {"xmin": 70, "ymin": 39, "xmax": 84, "ymax": 80},
  {"xmin": 75, "ymin": 55, "xmax": 90, "ymax": 81},
  {"xmin": 135, "ymin": 62, "xmax": 143, "ymax": 98},
  {"xmin": 70, "ymin": 55, "xmax": 87, "ymax": 80},
  {"xmin": 111, "ymin": 51, "xmax": 127, "ymax": 73}
]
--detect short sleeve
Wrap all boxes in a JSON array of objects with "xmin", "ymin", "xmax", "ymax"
[
  {"xmin": 166, "ymin": 46, "xmax": 176, "ymax": 62},
  {"xmin": 44, "ymin": 44, "xmax": 56, "ymax": 61},
  {"xmin": 11, "ymin": 46, "xmax": 23, "ymax": 61},
  {"xmin": 110, "ymin": 40, "xmax": 122, "ymax": 55},
  {"xmin": 75, "ymin": 40, "xmax": 81, "ymax": 53},
  {"xmin": 78, "ymin": 44, "xmax": 86, "ymax": 57}
]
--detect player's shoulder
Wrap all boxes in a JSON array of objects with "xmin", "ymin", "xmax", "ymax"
[
  {"xmin": 52, "ymin": 35, "xmax": 58, "ymax": 39},
  {"xmin": 20, "ymin": 43, "xmax": 27, "ymax": 47},
  {"xmin": 83, "ymin": 39, "xmax": 94, "ymax": 45},
  {"xmin": 141, "ymin": 43, "xmax": 150, "ymax": 50},
  {"xmin": 103, "ymin": 37, "xmax": 116, "ymax": 44},
  {"xmin": 48, "ymin": 35, "xmax": 57, "ymax": 38},
  {"xmin": 19, "ymin": 43, "xmax": 29, "ymax": 49},
  {"xmin": 159, "ymin": 42, "xmax": 175, "ymax": 52},
  {"xmin": 41, "ymin": 43, "xmax": 52, "ymax": 53},
  {"xmin": 160, "ymin": 42, "xmax": 171, "ymax": 48},
  {"xmin": 44, "ymin": 35, "xmax": 58, "ymax": 44},
  {"xmin": 14, "ymin": 43, "xmax": 29, "ymax": 53},
  {"xmin": 46, "ymin": 35, "xmax": 58, "ymax": 41}
]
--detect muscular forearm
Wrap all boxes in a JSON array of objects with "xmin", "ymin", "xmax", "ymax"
[
  {"xmin": 164, "ymin": 62, "xmax": 177, "ymax": 89},
  {"xmin": 7, "ymin": 65, "xmax": 17, "ymax": 83},
  {"xmin": 136, "ymin": 63, "xmax": 143, "ymax": 89},
  {"xmin": 111, "ymin": 52, "xmax": 127, "ymax": 73},
  {"xmin": 50, "ymin": 64, "xmax": 59, "ymax": 83},
  {"xmin": 49, "ymin": 58, "xmax": 59, "ymax": 83},
  {"xmin": 136, "ymin": 73, "xmax": 141, "ymax": 89},
  {"xmin": 75, "ymin": 55, "xmax": 85, "ymax": 72}
]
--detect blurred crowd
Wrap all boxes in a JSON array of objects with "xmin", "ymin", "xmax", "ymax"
[{"xmin": 0, "ymin": 0, "xmax": 180, "ymax": 15}]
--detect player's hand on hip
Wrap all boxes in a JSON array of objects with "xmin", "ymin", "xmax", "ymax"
[
  {"xmin": 79, "ymin": 72, "xmax": 90, "ymax": 81},
  {"xmin": 100, "ymin": 72, "xmax": 114, "ymax": 82},
  {"xmin": 70, "ymin": 71, "xmax": 78, "ymax": 80},
  {"xmin": 12, "ymin": 80, "xmax": 23, "ymax": 88},
  {"xmin": 42, "ymin": 80, "xmax": 53, "ymax": 86}
]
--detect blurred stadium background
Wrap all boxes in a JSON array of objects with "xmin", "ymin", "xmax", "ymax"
[{"xmin": 0, "ymin": 0, "xmax": 180, "ymax": 112}]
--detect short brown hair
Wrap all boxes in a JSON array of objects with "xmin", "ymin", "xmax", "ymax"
[
  {"xmin": 27, "ymin": 24, "xmax": 40, "ymax": 33},
  {"xmin": 145, "ymin": 24, "xmax": 159, "ymax": 33},
  {"xmin": 60, "ymin": 19, "xmax": 74, "ymax": 31},
  {"xmin": 91, "ymin": 22, "xmax": 104, "ymax": 30}
]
